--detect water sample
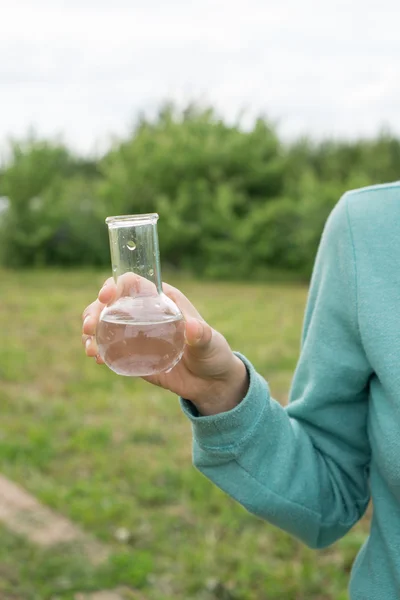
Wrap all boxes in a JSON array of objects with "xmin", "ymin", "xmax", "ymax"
[{"xmin": 97, "ymin": 315, "xmax": 185, "ymax": 377}]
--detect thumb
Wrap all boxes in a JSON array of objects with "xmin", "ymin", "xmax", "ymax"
[{"xmin": 185, "ymin": 317, "xmax": 213, "ymax": 351}]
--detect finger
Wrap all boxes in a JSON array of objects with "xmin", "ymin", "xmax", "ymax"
[
  {"xmin": 100, "ymin": 273, "xmax": 157, "ymax": 305},
  {"xmin": 82, "ymin": 299, "xmax": 104, "ymax": 335},
  {"xmin": 162, "ymin": 283, "xmax": 203, "ymax": 321},
  {"xmin": 184, "ymin": 317, "xmax": 213, "ymax": 351},
  {"xmin": 116, "ymin": 272, "xmax": 157, "ymax": 298},
  {"xmin": 82, "ymin": 335, "xmax": 99, "ymax": 358},
  {"xmin": 98, "ymin": 277, "xmax": 117, "ymax": 305},
  {"xmin": 82, "ymin": 336, "xmax": 104, "ymax": 363}
]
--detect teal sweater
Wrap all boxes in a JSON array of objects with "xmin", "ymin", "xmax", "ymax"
[{"xmin": 180, "ymin": 182, "xmax": 400, "ymax": 600}]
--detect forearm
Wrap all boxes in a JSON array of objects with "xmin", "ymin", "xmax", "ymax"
[{"xmin": 181, "ymin": 354, "xmax": 370, "ymax": 549}]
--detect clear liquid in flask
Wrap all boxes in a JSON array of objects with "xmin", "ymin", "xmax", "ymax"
[{"xmin": 96, "ymin": 313, "xmax": 185, "ymax": 377}]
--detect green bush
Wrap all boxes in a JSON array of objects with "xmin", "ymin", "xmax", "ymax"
[{"xmin": 1, "ymin": 107, "xmax": 399, "ymax": 278}]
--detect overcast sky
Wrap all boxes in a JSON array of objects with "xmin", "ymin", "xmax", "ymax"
[{"xmin": 1, "ymin": 0, "xmax": 400, "ymax": 154}]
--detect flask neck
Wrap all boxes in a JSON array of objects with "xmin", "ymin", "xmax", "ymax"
[{"xmin": 107, "ymin": 214, "xmax": 162, "ymax": 295}]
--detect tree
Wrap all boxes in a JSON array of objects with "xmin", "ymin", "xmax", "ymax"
[{"xmin": 0, "ymin": 136, "xmax": 104, "ymax": 266}]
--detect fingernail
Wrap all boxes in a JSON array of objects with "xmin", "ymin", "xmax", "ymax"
[
  {"xmin": 83, "ymin": 316, "xmax": 90, "ymax": 328},
  {"xmin": 85, "ymin": 338, "xmax": 91, "ymax": 350},
  {"xmin": 195, "ymin": 321, "xmax": 204, "ymax": 342},
  {"xmin": 186, "ymin": 320, "xmax": 203, "ymax": 346}
]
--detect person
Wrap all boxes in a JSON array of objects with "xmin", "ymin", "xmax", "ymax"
[{"xmin": 82, "ymin": 182, "xmax": 400, "ymax": 600}]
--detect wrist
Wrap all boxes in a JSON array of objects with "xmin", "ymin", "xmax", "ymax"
[{"xmin": 195, "ymin": 355, "xmax": 249, "ymax": 417}]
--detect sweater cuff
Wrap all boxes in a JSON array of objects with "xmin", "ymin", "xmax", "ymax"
[{"xmin": 179, "ymin": 353, "xmax": 269, "ymax": 449}]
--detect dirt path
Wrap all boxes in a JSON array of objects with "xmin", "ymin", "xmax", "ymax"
[{"xmin": 0, "ymin": 474, "xmax": 145, "ymax": 599}]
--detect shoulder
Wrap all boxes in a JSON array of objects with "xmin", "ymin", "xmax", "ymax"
[
  {"xmin": 326, "ymin": 181, "xmax": 400, "ymax": 234},
  {"xmin": 321, "ymin": 181, "xmax": 400, "ymax": 254},
  {"xmin": 344, "ymin": 181, "xmax": 400, "ymax": 217}
]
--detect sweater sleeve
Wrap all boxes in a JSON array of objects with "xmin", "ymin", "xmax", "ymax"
[{"xmin": 179, "ymin": 194, "xmax": 373, "ymax": 549}]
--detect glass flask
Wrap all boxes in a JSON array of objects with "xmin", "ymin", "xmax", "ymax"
[{"xmin": 96, "ymin": 213, "xmax": 185, "ymax": 377}]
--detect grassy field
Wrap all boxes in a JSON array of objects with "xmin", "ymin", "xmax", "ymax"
[{"xmin": 0, "ymin": 269, "xmax": 368, "ymax": 600}]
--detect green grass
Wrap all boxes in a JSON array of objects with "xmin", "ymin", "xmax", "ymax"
[{"xmin": 0, "ymin": 269, "xmax": 368, "ymax": 599}]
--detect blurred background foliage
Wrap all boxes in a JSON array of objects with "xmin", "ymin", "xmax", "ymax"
[{"xmin": 1, "ymin": 102, "xmax": 399, "ymax": 279}]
